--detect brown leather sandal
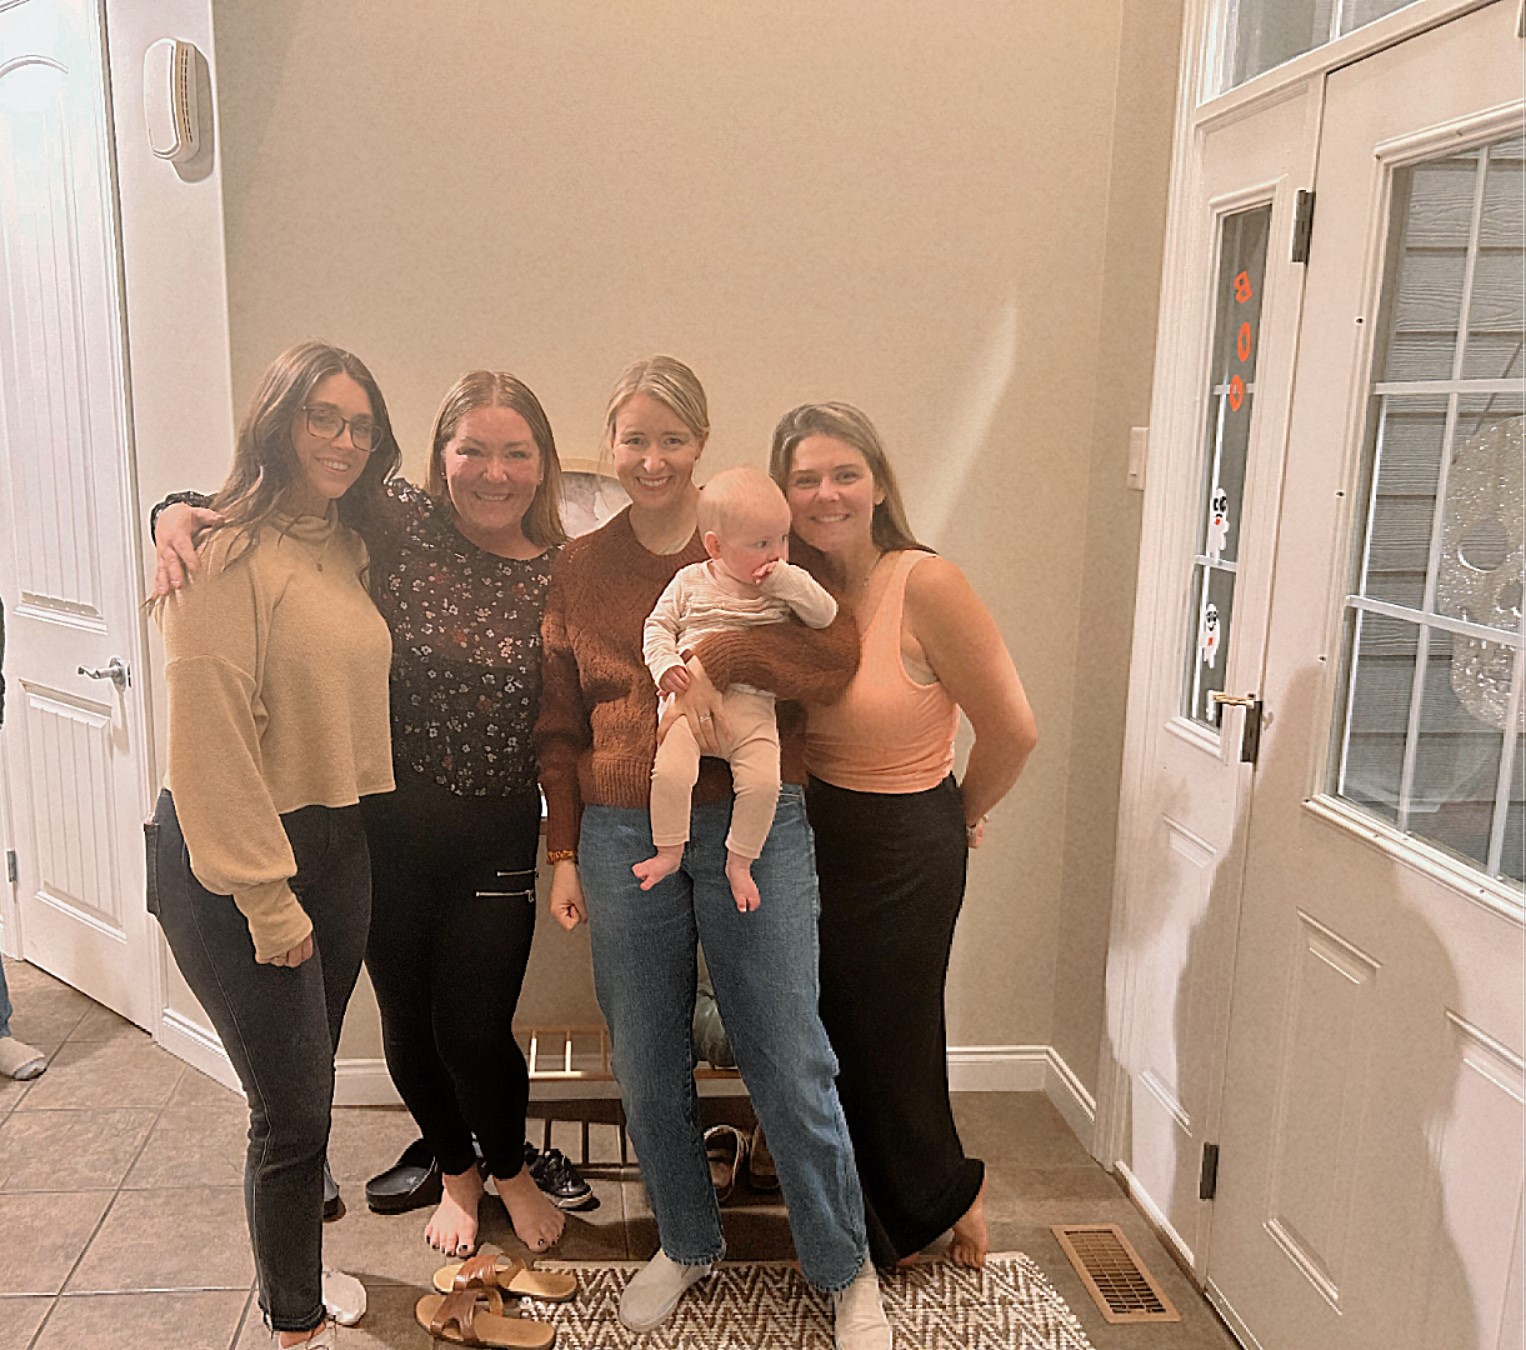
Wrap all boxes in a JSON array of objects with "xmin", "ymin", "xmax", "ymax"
[
  {"xmin": 432, "ymin": 1246, "xmax": 577, "ymax": 1302},
  {"xmin": 414, "ymin": 1286, "xmax": 555, "ymax": 1348}
]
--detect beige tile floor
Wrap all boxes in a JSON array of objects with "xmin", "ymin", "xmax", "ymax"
[{"xmin": 0, "ymin": 956, "xmax": 1239, "ymax": 1348}]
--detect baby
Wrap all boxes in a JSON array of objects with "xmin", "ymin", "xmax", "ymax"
[{"xmin": 638, "ymin": 465, "xmax": 838, "ymax": 911}]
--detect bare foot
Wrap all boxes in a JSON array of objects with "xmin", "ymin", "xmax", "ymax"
[
  {"xmin": 948, "ymin": 1174, "xmax": 988, "ymax": 1268},
  {"xmin": 724, "ymin": 851, "xmax": 760, "ymax": 912},
  {"xmin": 425, "ymin": 1166, "xmax": 484, "ymax": 1257},
  {"xmin": 497, "ymin": 1164, "xmax": 566, "ymax": 1253},
  {"xmin": 633, "ymin": 845, "xmax": 684, "ymax": 891}
]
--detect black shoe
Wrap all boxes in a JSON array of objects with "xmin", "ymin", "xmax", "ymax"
[
  {"xmin": 525, "ymin": 1141, "xmax": 593, "ymax": 1210},
  {"xmin": 365, "ymin": 1138, "xmax": 442, "ymax": 1214},
  {"xmin": 322, "ymin": 1160, "xmax": 342, "ymax": 1220}
]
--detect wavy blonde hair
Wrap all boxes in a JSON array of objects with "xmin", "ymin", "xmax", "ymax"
[{"xmin": 603, "ymin": 355, "xmax": 710, "ymax": 444}]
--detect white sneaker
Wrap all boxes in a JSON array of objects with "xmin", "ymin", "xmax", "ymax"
[
  {"xmin": 285, "ymin": 1323, "xmax": 337, "ymax": 1348},
  {"xmin": 831, "ymin": 1260, "xmax": 892, "ymax": 1350},
  {"xmin": 321, "ymin": 1268, "xmax": 366, "ymax": 1326},
  {"xmin": 619, "ymin": 1250, "xmax": 712, "ymax": 1331}
]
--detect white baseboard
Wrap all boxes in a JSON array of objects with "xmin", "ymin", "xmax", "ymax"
[
  {"xmin": 161, "ymin": 1031, "xmax": 1098, "ymax": 1152},
  {"xmin": 1115, "ymin": 1159, "xmax": 1196, "ymax": 1270},
  {"xmin": 1044, "ymin": 1046, "xmax": 1098, "ymax": 1150},
  {"xmin": 157, "ymin": 1008, "xmax": 241, "ymax": 1096},
  {"xmin": 945, "ymin": 1043, "xmax": 1049, "ymax": 1092}
]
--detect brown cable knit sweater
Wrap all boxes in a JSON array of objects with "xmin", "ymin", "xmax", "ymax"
[{"xmin": 536, "ymin": 508, "xmax": 858, "ymax": 856}]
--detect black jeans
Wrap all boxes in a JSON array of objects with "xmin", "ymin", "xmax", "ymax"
[
  {"xmin": 362, "ymin": 774, "xmax": 539, "ymax": 1180},
  {"xmin": 149, "ymin": 789, "xmax": 370, "ymax": 1333}
]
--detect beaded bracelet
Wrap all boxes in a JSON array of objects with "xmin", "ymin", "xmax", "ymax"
[{"xmin": 546, "ymin": 849, "xmax": 577, "ymax": 864}]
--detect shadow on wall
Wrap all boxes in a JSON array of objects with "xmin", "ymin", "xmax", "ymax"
[{"xmin": 1113, "ymin": 662, "xmax": 1480, "ymax": 1346}]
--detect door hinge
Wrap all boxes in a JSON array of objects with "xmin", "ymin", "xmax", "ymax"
[
  {"xmin": 1199, "ymin": 1142, "xmax": 1220, "ymax": 1201},
  {"xmin": 4, "ymin": 849, "xmax": 15, "ymax": 884},
  {"xmin": 1291, "ymin": 189, "xmax": 1316, "ymax": 264}
]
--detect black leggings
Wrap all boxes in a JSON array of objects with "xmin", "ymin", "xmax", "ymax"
[{"xmin": 362, "ymin": 775, "xmax": 539, "ymax": 1180}]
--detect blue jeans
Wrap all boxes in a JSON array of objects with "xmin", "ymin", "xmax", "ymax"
[
  {"xmin": 0, "ymin": 957, "xmax": 12, "ymax": 1039},
  {"xmin": 579, "ymin": 785, "xmax": 868, "ymax": 1291}
]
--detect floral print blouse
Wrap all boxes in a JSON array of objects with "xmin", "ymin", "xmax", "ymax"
[{"xmin": 374, "ymin": 480, "xmax": 556, "ymax": 798}]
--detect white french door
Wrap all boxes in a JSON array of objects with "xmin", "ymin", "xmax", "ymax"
[
  {"xmin": 1101, "ymin": 74, "xmax": 1321, "ymax": 1268},
  {"xmin": 1207, "ymin": 5, "xmax": 1524, "ymax": 1348},
  {"xmin": 0, "ymin": 0, "xmax": 155, "ymax": 1026}
]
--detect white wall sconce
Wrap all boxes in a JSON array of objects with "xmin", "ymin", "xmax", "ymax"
[{"xmin": 143, "ymin": 38, "xmax": 202, "ymax": 163}]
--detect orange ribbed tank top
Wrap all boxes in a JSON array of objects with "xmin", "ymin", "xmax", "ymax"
[{"xmin": 806, "ymin": 550, "xmax": 958, "ymax": 793}]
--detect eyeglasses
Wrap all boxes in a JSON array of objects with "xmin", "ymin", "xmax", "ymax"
[{"xmin": 301, "ymin": 405, "xmax": 382, "ymax": 453}]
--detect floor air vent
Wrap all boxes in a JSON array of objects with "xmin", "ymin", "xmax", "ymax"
[{"xmin": 1051, "ymin": 1223, "xmax": 1181, "ymax": 1325}]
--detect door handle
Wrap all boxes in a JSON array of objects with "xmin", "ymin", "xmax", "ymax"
[
  {"xmin": 77, "ymin": 657, "xmax": 129, "ymax": 690},
  {"xmin": 1210, "ymin": 691, "xmax": 1259, "ymax": 709},
  {"xmin": 1210, "ymin": 691, "xmax": 1264, "ymax": 764}
]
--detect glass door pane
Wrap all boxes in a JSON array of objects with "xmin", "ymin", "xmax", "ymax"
[
  {"xmin": 1182, "ymin": 204, "xmax": 1272, "ymax": 727},
  {"xmin": 1332, "ymin": 134, "xmax": 1526, "ymax": 884},
  {"xmin": 1218, "ymin": 0, "xmax": 1423, "ymax": 92}
]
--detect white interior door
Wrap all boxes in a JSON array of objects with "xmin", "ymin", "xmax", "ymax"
[
  {"xmin": 0, "ymin": 0, "xmax": 155, "ymax": 1027},
  {"xmin": 1208, "ymin": 6, "xmax": 1525, "ymax": 1348},
  {"xmin": 1104, "ymin": 82, "xmax": 1321, "ymax": 1268}
]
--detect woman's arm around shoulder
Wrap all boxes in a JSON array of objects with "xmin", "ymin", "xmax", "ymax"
[
  {"xmin": 692, "ymin": 553, "xmax": 858, "ymax": 704},
  {"xmin": 906, "ymin": 555, "xmax": 1037, "ymax": 840}
]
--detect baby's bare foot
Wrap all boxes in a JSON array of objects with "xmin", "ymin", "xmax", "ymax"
[
  {"xmin": 498, "ymin": 1165, "xmax": 566, "ymax": 1253},
  {"xmin": 425, "ymin": 1166, "xmax": 484, "ymax": 1257},
  {"xmin": 724, "ymin": 853, "xmax": 760, "ymax": 912},
  {"xmin": 633, "ymin": 846, "xmax": 684, "ymax": 891},
  {"xmin": 948, "ymin": 1174, "xmax": 988, "ymax": 1268}
]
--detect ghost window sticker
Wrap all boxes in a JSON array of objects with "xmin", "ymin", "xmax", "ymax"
[
  {"xmin": 1207, "ymin": 486, "xmax": 1230, "ymax": 563},
  {"xmin": 1199, "ymin": 602, "xmax": 1221, "ymax": 672}
]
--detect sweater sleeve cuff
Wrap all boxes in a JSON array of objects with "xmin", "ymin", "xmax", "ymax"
[{"xmin": 232, "ymin": 880, "xmax": 313, "ymax": 963}]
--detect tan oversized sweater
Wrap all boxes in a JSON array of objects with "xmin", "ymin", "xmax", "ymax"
[
  {"xmin": 536, "ymin": 509, "xmax": 858, "ymax": 857},
  {"xmin": 159, "ymin": 511, "xmax": 394, "ymax": 960}
]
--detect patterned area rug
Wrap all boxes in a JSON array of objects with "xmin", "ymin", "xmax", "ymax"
[{"xmin": 514, "ymin": 1253, "xmax": 1097, "ymax": 1349}]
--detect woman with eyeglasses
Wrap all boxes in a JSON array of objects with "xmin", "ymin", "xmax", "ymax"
[
  {"xmin": 149, "ymin": 341, "xmax": 400, "ymax": 1349},
  {"xmin": 152, "ymin": 370, "xmax": 577, "ymax": 1271}
]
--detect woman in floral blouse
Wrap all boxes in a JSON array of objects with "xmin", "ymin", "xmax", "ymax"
[{"xmin": 153, "ymin": 371, "xmax": 570, "ymax": 1260}]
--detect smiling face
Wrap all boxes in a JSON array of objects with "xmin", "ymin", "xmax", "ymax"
[
  {"xmin": 609, "ymin": 392, "xmax": 705, "ymax": 513},
  {"xmin": 286, "ymin": 372, "xmax": 375, "ymax": 514},
  {"xmin": 781, "ymin": 434, "xmax": 884, "ymax": 555},
  {"xmin": 442, "ymin": 405, "xmax": 543, "ymax": 541}
]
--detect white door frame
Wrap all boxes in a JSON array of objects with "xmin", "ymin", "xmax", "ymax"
[
  {"xmin": 1096, "ymin": 0, "xmax": 1501, "ymax": 1270},
  {"xmin": 0, "ymin": 0, "xmax": 161, "ymax": 1032}
]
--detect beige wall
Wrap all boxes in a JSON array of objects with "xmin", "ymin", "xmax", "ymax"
[
  {"xmin": 1049, "ymin": 0, "xmax": 1185, "ymax": 1099},
  {"xmin": 116, "ymin": 1, "xmax": 1182, "ymax": 1084}
]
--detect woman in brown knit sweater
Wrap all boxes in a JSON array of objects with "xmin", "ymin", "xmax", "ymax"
[{"xmin": 535, "ymin": 356, "xmax": 893, "ymax": 1349}]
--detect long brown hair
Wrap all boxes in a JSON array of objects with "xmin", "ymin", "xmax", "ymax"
[
  {"xmin": 208, "ymin": 340, "xmax": 401, "ymax": 559},
  {"xmin": 424, "ymin": 370, "xmax": 568, "ymax": 549},
  {"xmin": 768, "ymin": 402, "xmax": 927, "ymax": 553}
]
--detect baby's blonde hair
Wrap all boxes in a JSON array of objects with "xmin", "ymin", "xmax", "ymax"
[{"xmin": 697, "ymin": 465, "xmax": 788, "ymax": 540}]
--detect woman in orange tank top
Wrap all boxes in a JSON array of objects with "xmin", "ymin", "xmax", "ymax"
[{"xmin": 771, "ymin": 403, "xmax": 1038, "ymax": 1271}]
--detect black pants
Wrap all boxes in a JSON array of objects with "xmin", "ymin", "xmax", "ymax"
[
  {"xmin": 808, "ymin": 773, "xmax": 985, "ymax": 1266},
  {"xmin": 149, "ymin": 789, "xmax": 370, "ymax": 1333},
  {"xmin": 362, "ymin": 775, "xmax": 539, "ymax": 1180}
]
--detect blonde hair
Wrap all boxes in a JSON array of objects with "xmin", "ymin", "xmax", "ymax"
[
  {"xmin": 603, "ymin": 355, "xmax": 710, "ymax": 443},
  {"xmin": 697, "ymin": 465, "xmax": 788, "ymax": 540},
  {"xmin": 424, "ymin": 370, "xmax": 567, "ymax": 549},
  {"xmin": 209, "ymin": 340, "xmax": 401, "ymax": 560},
  {"xmin": 769, "ymin": 402, "xmax": 926, "ymax": 553}
]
